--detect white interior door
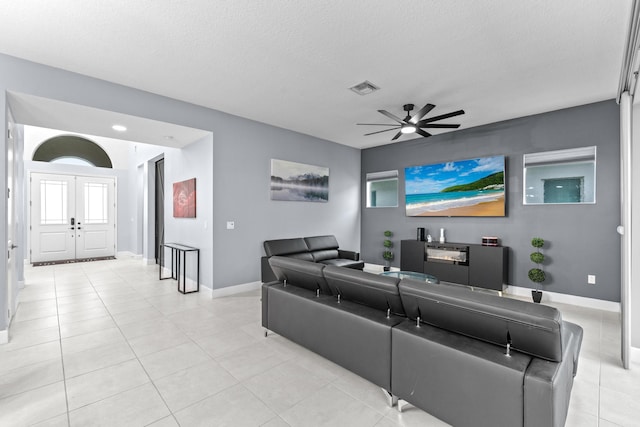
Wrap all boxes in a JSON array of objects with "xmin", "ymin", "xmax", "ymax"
[
  {"xmin": 30, "ymin": 173, "xmax": 116, "ymax": 263},
  {"xmin": 76, "ymin": 176, "xmax": 116, "ymax": 259}
]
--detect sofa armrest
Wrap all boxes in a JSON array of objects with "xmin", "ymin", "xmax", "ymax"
[
  {"xmin": 261, "ymin": 256, "xmax": 277, "ymax": 283},
  {"xmin": 261, "ymin": 280, "xmax": 280, "ymax": 329},
  {"xmin": 338, "ymin": 249, "xmax": 360, "ymax": 261},
  {"xmin": 523, "ymin": 321, "xmax": 583, "ymax": 427}
]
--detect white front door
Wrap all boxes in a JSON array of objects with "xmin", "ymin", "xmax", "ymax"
[{"xmin": 30, "ymin": 173, "xmax": 116, "ymax": 263}]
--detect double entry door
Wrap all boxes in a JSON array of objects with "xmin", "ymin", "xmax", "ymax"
[{"xmin": 30, "ymin": 173, "xmax": 116, "ymax": 263}]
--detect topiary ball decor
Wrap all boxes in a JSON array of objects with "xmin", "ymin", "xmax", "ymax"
[
  {"xmin": 531, "ymin": 237, "xmax": 544, "ymax": 248},
  {"xmin": 528, "ymin": 267, "xmax": 546, "ymax": 283},
  {"xmin": 530, "ymin": 252, "xmax": 544, "ymax": 264}
]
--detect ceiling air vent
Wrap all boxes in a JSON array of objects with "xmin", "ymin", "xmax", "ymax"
[{"xmin": 349, "ymin": 81, "xmax": 380, "ymax": 96}]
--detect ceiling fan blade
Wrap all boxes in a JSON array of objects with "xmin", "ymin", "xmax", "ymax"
[
  {"xmin": 364, "ymin": 127, "xmax": 401, "ymax": 136},
  {"xmin": 420, "ymin": 123, "xmax": 461, "ymax": 129},
  {"xmin": 409, "ymin": 103, "xmax": 435, "ymax": 124},
  {"xmin": 391, "ymin": 131, "xmax": 403, "ymax": 141},
  {"xmin": 378, "ymin": 110, "xmax": 405, "ymax": 124},
  {"xmin": 357, "ymin": 123, "xmax": 399, "ymax": 126},
  {"xmin": 419, "ymin": 109, "xmax": 465, "ymax": 124},
  {"xmin": 416, "ymin": 128, "xmax": 432, "ymax": 138}
]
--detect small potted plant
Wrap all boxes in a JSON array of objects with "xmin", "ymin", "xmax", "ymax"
[
  {"xmin": 383, "ymin": 230, "xmax": 394, "ymax": 271},
  {"xmin": 529, "ymin": 237, "xmax": 546, "ymax": 303}
]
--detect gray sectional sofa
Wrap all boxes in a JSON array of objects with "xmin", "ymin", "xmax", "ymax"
[
  {"xmin": 262, "ymin": 256, "xmax": 583, "ymax": 427},
  {"xmin": 261, "ymin": 235, "xmax": 364, "ymax": 282}
]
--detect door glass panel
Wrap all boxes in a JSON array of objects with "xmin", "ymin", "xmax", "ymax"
[
  {"xmin": 40, "ymin": 180, "xmax": 68, "ymax": 225},
  {"xmin": 84, "ymin": 182, "xmax": 109, "ymax": 224}
]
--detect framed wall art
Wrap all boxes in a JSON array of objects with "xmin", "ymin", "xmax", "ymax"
[
  {"xmin": 270, "ymin": 159, "xmax": 329, "ymax": 202},
  {"xmin": 173, "ymin": 178, "xmax": 196, "ymax": 218}
]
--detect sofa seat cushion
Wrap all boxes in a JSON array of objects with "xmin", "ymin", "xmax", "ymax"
[
  {"xmin": 324, "ymin": 266, "xmax": 405, "ymax": 316},
  {"xmin": 319, "ymin": 258, "xmax": 365, "ymax": 270},
  {"xmin": 399, "ymin": 279, "xmax": 564, "ymax": 362}
]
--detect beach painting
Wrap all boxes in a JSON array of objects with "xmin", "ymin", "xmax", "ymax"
[
  {"xmin": 270, "ymin": 159, "xmax": 329, "ymax": 202},
  {"xmin": 405, "ymin": 155, "xmax": 505, "ymax": 217}
]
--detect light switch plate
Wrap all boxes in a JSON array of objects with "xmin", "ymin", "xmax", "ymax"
[
  {"xmin": 226, "ymin": 221, "xmax": 235, "ymax": 230},
  {"xmin": 587, "ymin": 275, "xmax": 596, "ymax": 285}
]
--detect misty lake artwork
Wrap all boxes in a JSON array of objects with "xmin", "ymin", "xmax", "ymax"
[
  {"xmin": 405, "ymin": 155, "xmax": 505, "ymax": 217},
  {"xmin": 270, "ymin": 159, "xmax": 329, "ymax": 202}
]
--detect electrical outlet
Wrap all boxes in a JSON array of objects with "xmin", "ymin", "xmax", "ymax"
[
  {"xmin": 226, "ymin": 221, "xmax": 235, "ymax": 230},
  {"xmin": 587, "ymin": 275, "xmax": 596, "ymax": 285}
]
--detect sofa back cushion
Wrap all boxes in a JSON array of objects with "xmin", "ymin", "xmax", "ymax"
[
  {"xmin": 399, "ymin": 279, "xmax": 563, "ymax": 362},
  {"xmin": 304, "ymin": 235, "xmax": 339, "ymax": 251},
  {"xmin": 268, "ymin": 256, "xmax": 331, "ymax": 294},
  {"xmin": 324, "ymin": 266, "xmax": 405, "ymax": 316},
  {"xmin": 264, "ymin": 238, "xmax": 309, "ymax": 257}
]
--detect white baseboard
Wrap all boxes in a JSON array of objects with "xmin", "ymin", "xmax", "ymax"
[
  {"xmin": 0, "ymin": 329, "xmax": 8, "ymax": 345},
  {"xmin": 142, "ymin": 257, "xmax": 155, "ymax": 266},
  {"xmin": 631, "ymin": 346, "xmax": 640, "ymax": 364},
  {"xmin": 18, "ymin": 280, "xmax": 24, "ymax": 290},
  {"xmin": 505, "ymin": 286, "xmax": 620, "ymax": 312},
  {"xmin": 117, "ymin": 251, "xmax": 141, "ymax": 259},
  {"xmin": 211, "ymin": 281, "xmax": 262, "ymax": 299}
]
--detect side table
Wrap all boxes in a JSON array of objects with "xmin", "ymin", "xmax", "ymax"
[{"xmin": 159, "ymin": 242, "xmax": 200, "ymax": 294}]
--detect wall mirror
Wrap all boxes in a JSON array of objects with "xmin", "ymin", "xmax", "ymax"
[
  {"xmin": 366, "ymin": 170, "xmax": 398, "ymax": 207},
  {"xmin": 523, "ymin": 146, "xmax": 596, "ymax": 204}
]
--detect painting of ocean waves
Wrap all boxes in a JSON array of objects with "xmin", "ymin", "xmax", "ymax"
[
  {"xmin": 405, "ymin": 155, "xmax": 506, "ymax": 217},
  {"xmin": 270, "ymin": 159, "xmax": 329, "ymax": 202}
]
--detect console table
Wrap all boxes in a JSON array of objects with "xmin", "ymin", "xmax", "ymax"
[
  {"xmin": 400, "ymin": 240, "xmax": 508, "ymax": 292},
  {"xmin": 159, "ymin": 242, "xmax": 200, "ymax": 294}
]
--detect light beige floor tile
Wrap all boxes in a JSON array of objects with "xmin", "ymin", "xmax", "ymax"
[
  {"xmin": 68, "ymin": 383, "xmax": 170, "ymax": 427},
  {"xmin": 332, "ymin": 369, "xmax": 394, "ymax": 415},
  {"xmin": 600, "ymin": 386, "xmax": 640, "ymax": 427},
  {"xmin": 4, "ymin": 325, "xmax": 60, "ymax": 351},
  {"xmin": 564, "ymin": 410, "xmax": 598, "ymax": 427},
  {"xmin": 138, "ymin": 341, "xmax": 211, "ymax": 380},
  {"xmin": 262, "ymin": 417, "xmax": 292, "ymax": 427},
  {"xmin": 127, "ymin": 328, "xmax": 191, "ymax": 357},
  {"xmin": 567, "ymin": 377, "xmax": 599, "ymax": 417},
  {"xmin": 66, "ymin": 359, "xmax": 150, "ymax": 410},
  {"xmin": 57, "ymin": 299, "xmax": 106, "ymax": 315},
  {"xmin": 280, "ymin": 384, "xmax": 384, "ymax": 427},
  {"xmin": 174, "ymin": 383, "xmax": 276, "ymax": 427},
  {"xmin": 0, "ymin": 381, "xmax": 67, "ymax": 426},
  {"xmin": 63, "ymin": 340, "xmax": 136, "ymax": 378},
  {"xmin": 118, "ymin": 317, "xmax": 182, "ymax": 340},
  {"xmin": 0, "ymin": 359, "xmax": 63, "ymax": 399},
  {"xmin": 243, "ymin": 359, "xmax": 331, "ymax": 414},
  {"xmin": 61, "ymin": 327, "xmax": 126, "ymax": 355},
  {"xmin": 31, "ymin": 413, "xmax": 70, "ymax": 426},
  {"xmin": 146, "ymin": 416, "xmax": 180, "ymax": 427},
  {"xmin": 216, "ymin": 341, "xmax": 292, "ymax": 381},
  {"xmin": 599, "ymin": 419, "xmax": 624, "ymax": 427},
  {"xmin": 58, "ymin": 306, "xmax": 111, "ymax": 324},
  {"xmin": 0, "ymin": 341, "xmax": 61, "ymax": 375},
  {"xmin": 154, "ymin": 360, "xmax": 238, "ymax": 412},
  {"xmin": 193, "ymin": 328, "xmax": 260, "ymax": 358},
  {"xmin": 110, "ymin": 306, "xmax": 164, "ymax": 327},
  {"xmin": 59, "ymin": 315, "xmax": 117, "ymax": 339}
]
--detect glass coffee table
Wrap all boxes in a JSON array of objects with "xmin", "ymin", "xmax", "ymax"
[{"xmin": 379, "ymin": 270, "xmax": 439, "ymax": 284}]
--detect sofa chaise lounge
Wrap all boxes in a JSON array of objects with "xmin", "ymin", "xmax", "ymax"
[
  {"xmin": 262, "ymin": 256, "xmax": 583, "ymax": 427},
  {"xmin": 260, "ymin": 234, "xmax": 364, "ymax": 282}
]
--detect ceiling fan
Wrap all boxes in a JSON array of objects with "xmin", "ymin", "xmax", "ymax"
[{"xmin": 357, "ymin": 103, "xmax": 465, "ymax": 141}]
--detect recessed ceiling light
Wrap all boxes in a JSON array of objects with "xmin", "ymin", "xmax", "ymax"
[
  {"xmin": 349, "ymin": 81, "xmax": 380, "ymax": 96},
  {"xmin": 112, "ymin": 124, "xmax": 127, "ymax": 132}
]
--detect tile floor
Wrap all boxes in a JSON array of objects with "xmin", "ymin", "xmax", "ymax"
[{"xmin": 0, "ymin": 256, "xmax": 638, "ymax": 426}]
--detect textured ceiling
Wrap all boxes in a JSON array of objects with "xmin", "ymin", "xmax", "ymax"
[{"xmin": 0, "ymin": 1, "xmax": 632, "ymax": 149}]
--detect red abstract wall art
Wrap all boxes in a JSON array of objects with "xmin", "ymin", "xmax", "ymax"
[{"xmin": 173, "ymin": 178, "xmax": 196, "ymax": 218}]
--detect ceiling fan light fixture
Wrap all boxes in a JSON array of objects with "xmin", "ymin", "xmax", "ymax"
[{"xmin": 401, "ymin": 124, "xmax": 417, "ymax": 134}]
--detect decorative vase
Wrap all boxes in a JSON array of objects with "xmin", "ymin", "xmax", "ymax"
[{"xmin": 531, "ymin": 290, "xmax": 542, "ymax": 303}]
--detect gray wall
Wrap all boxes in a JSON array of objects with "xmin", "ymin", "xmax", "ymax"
[
  {"xmin": 0, "ymin": 53, "xmax": 360, "ymax": 331},
  {"xmin": 361, "ymin": 100, "xmax": 621, "ymax": 302}
]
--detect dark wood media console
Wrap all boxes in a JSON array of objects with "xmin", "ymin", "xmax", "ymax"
[{"xmin": 400, "ymin": 240, "xmax": 508, "ymax": 292}]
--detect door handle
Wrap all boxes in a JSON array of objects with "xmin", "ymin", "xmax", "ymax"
[
  {"xmin": 77, "ymin": 227, "xmax": 82, "ymax": 230},
  {"xmin": 10, "ymin": 244, "xmax": 17, "ymax": 249},
  {"xmin": 70, "ymin": 227, "xmax": 75, "ymax": 230}
]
